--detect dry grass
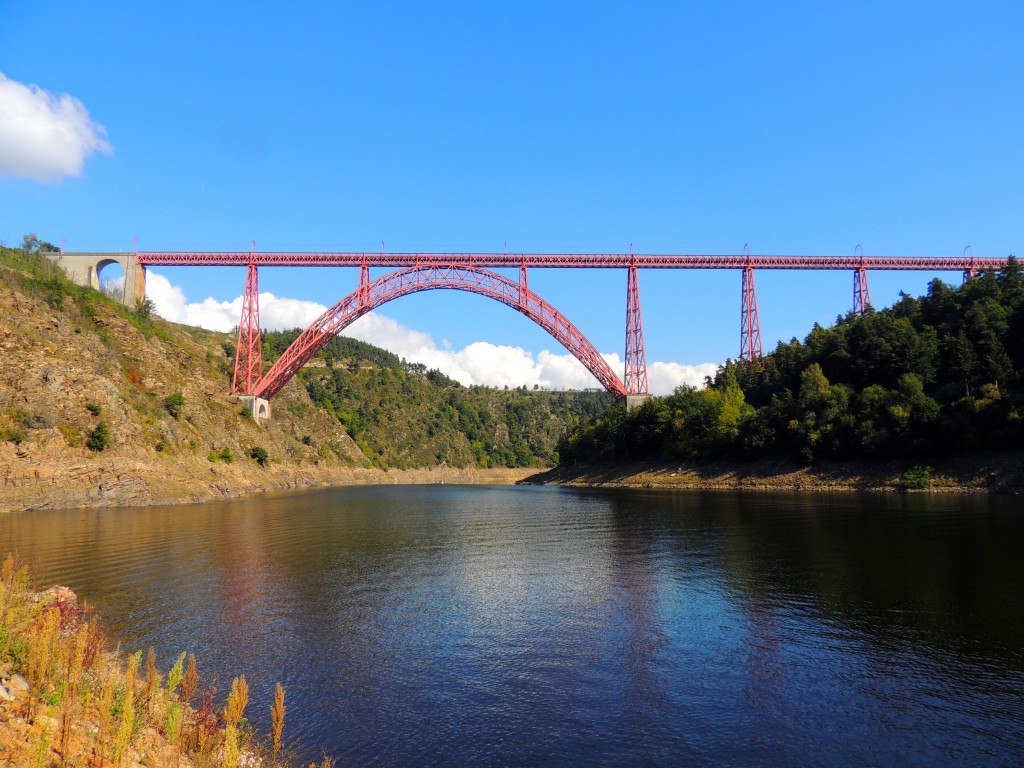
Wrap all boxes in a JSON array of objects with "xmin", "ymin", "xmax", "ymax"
[
  {"xmin": 0, "ymin": 554, "xmax": 322, "ymax": 768},
  {"xmin": 270, "ymin": 683, "xmax": 285, "ymax": 767}
]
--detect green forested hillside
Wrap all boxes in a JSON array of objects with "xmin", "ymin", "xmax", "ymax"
[
  {"xmin": 260, "ymin": 330, "xmax": 613, "ymax": 468},
  {"xmin": 558, "ymin": 259, "xmax": 1024, "ymax": 465}
]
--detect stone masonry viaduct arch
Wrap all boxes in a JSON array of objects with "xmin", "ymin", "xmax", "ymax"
[{"xmin": 46, "ymin": 252, "xmax": 146, "ymax": 306}]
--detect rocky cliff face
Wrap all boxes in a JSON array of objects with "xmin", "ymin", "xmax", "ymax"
[{"xmin": 0, "ymin": 249, "xmax": 378, "ymax": 509}]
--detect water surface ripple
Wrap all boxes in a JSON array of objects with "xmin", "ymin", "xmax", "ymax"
[{"xmin": 1, "ymin": 486, "xmax": 1022, "ymax": 766}]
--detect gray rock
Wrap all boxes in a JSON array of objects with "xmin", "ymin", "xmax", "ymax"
[
  {"xmin": 7, "ymin": 674, "xmax": 29, "ymax": 693},
  {"xmin": 0, "ymin": 683, "xmax": 11, "ymax": 702}
]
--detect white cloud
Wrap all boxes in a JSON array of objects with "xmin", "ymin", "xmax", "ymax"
[
  {"xmin": 146, "ymin": 272, "xmax": 327, "ymax": 332},
  {"xmin": 648, "ymin": 361, "xmax": 720, "ymax": 393},
  {"xmin": 0, "ymin": 72, "xmax": 113, "ymax": 182},
  {"xmin": 146, "ymin": 272, "xmax": 719, "ymax": 394}
]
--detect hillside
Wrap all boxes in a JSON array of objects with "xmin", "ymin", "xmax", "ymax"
[
  {"xmin": 0, "ymin": 248, "xmax": 535, "ymax": 510},
  {"xmin": 552, "ymin": 259, "xmax": 1024, "ymax": 491},
  {"xmin": 0, "ymin": 247, "xmax": 617, "ymax": 509},
  {"xmin": 262, "ymin": 329, "xmax": 612, "ymax": 469}
]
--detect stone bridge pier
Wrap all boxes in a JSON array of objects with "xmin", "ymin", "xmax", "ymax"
[{"xmin": 48, "ymin": 252, "xmax": 146, "ymax": 307}]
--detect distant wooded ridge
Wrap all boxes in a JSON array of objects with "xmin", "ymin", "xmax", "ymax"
[{"xmin": 558, "ymin": 258, "xmax": 1024, "ymax": 466}]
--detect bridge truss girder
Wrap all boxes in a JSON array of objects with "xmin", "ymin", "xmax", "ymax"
[{"xmin": 249, "ymin": 264, "xmax": 630, "ymax": 401}]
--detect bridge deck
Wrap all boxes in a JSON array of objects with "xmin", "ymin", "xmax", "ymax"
[{"xmin": 132, "ymin": 251, "xmax": 1009, "ymax": 271}]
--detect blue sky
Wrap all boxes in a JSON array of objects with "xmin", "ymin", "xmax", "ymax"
[{"xmin": 2, "ymin": 1, "xmax": 1021, "ymax": 392}]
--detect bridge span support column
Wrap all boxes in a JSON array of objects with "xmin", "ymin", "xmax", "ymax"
[
  {"xmin": 739, "ymin": 265, "xmax": 763, "ymax": 361},
  {"xmin": 232, "ymin": 262, "xmax": 263, "ymax": 395},
  {"xmin": 853, "ymin": 267, "xmax": 872, "ymax": 314},
  {"xmin": 624, "ymin": 265, "xmax": 649, "ymax": 395}
]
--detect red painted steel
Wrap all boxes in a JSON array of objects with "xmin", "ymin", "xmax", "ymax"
[
  {"xmin": 253, "ymin": 265, "xmax": 628, "ymax": 400},
  {"xmin": 739, "ymin": 266, "xmax": 764, "ymax": 361},
  {"xmin": 232, "ymin": 262, "xmax": 263, "ymax": 394},
  {"xmin": 624, "ymin": 265, "xmax": 649, "ymax": 394},
  {"xmin": 136, "ymin": 247, "xmax": 1013, "ymax": 399},
  {"xmin": 853, "ymin": 268, "xmax": 872, "ymax": 314},
  {"xmin": 136, "ymin": 251, "xmax": 1010, "ymax": 271}
]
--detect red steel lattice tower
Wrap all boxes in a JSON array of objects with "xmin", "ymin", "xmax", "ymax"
[
  {"xmin": 739, "ymin": 264, "xmax": 763, "ymax": 361},
  {"xmin": 853, "ymin": 246, "xmax": 872, "ymax": 315},
  {"xmin": 624, "ymin": 264, "xmax": 649, "ymax": 394},
  {"xmin": 853, "ymin": 268, "xmax": 872, "ymax": 314},
  {"xmin": 232, "ymin": 260, "xmax": 263, "ymax": 394}
]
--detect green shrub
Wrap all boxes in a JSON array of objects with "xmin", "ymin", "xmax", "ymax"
[
  {"xmin": 134, "ymin": 297, "xmax": 155, "ymax": 320},
  {"xmin": 248, "ymin": 446, "xmax": 269, "ymax": 466},
  {"xmin": 207, "ymin": 451, "xmax": 219, "ymax": 463},
  {"xmin": 219, "ymin": 447, "xmax": 235, "ymax": 464},
  {"xmin": 902, "ymin": 465, "xmax": 933, "ymax": 489},
  {"xmin": 86, "ymin": 422, "xmax": 110, "ymax": 451},
  {"xmin": 0, "ymin": 428, "xmax": 24, "ymax": 445},
  {"xmin": 163, "ymin": 392, "xmax": 185, "ymax": 419},
  {"xmin": 86, "ymin": 402, "xmax": 102, "ymax": 416},
  {"xmin": 155, "ymin": 441, "xmax": 166, "ymax": 452},
  {"xmin": 44, "ymin": 288, "xmax": 65, "ymax": 310}
]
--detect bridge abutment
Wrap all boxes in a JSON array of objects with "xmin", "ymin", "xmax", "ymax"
[
  {"xmin": 625, "ymin": 394, "xmax": 652, "ymax": 411},
  {"xmin": 47, "ymin": 252, "xmax": 146, "ymax": 307},
  {"xmin": 239, "ymin": 396, "xmax": 271, "ymax": 421}
]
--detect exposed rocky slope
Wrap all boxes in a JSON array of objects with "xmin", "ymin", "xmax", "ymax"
[{"xmin": 0, "ymin": 249, "xmax": 530, "ymax": 510}]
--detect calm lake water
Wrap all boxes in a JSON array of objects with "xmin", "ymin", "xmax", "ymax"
[{"xmin": 1, "ymin": 485, "xmax": 1023, "ymax": 766}]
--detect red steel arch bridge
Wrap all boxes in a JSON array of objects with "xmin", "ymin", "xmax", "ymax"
[{"xmin": 132, "ymin": 247, "xmax": 1009, "ymax": 403}]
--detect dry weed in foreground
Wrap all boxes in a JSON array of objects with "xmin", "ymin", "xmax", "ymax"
[
  {"xmin": 222, "ymin": 675, "xmax": 250, "ymax": 768},
  {"xmin": 0, "ymin": 553, "xmax": 319, "ymax": 768},
  {"xmin": 271, "ymin": 682, "xmax": 286, "ymax": 767}
]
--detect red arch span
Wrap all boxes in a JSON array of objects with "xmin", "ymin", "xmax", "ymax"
[{"xmin": 254, "ymin": 264, "xmax": 628, "ymax": 400}]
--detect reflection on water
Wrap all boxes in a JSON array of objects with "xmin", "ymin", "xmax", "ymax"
[{"xmin": 1, "ymin": 486, "xmax": 1022, "ymax": 766}]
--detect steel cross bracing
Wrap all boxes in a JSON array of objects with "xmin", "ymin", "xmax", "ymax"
[
  {"xmin": 853, "ymin": 267, "xmax": 872, "ymax": 315},
  {"xmin": 624, "ymin": 266, "xmax": 648, "ymax": 394},
  {"xmin": 232, "ymin": 262, "xmax": 263, "ymax": 394},
  {"xmin": 136, "ymin": 251, "xmax": 1009, "ymax": 271},
  {"xmin": 253, "ymin": 265, "xmax": 628, "ymax": 401},
  {"xmin": 739, "ymin": 266, "xmax": 764, "ymax": 362},
  {"xmin": 135, "ymin": 249, "xmax": 1012, "ymax": 400}
]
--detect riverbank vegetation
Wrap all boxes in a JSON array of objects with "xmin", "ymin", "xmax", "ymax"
[
  {"xmin": 558, "ymin": 260, "xmax": 1024, "ymax": 480},
  {"xmin": 0, "ymin": 554, "xmax": 330, "ymax": 767}
]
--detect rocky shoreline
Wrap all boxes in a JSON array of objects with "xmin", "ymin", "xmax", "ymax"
[
  {"xmin": 0, "ymin": 450, "xmax": 535, "ymax": 511},
  {"xmin": 5, "ymin": 448, "xmax": 1022, "ymax": 513},
  {"xmin": 520, "ymin": 451, "xmax": 1024, "ymax": 494}
]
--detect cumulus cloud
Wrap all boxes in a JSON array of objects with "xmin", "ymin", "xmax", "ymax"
[
  {"xmin": 146, "ymin": 272, "xmax": 327, "ymax": 332},
  {"xmin": 648, "ymin": 360, "xmax": 720, "ymax": 393},
  {"xmin": 0, "ymin": 72, "xmax": 113, "ymax": 182},
  {"xmin": 145, "ymin": 272, "xmax": 718, "ymax": 394}
]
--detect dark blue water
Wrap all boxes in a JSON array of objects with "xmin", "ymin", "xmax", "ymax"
[{"xmin": 1, "ymin": 486, "xmax": 1022, "ymax": 766}]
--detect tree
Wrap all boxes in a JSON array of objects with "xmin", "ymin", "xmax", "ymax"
[
  {"xmin": 163, "ymin": 392, "xmax": 185, "ymax": 419},
  {"xmin": 951, "ymin": 332, "xmax": 977, "ymax": 398},
  {"xmin": 135, "ymin": 297, "xmax": 156, "ymax": 320},
  {"xmin": 20, "ymin": 233, "xmax": 58, "ymax": 253},
  {"xmin": 86, "ymin": 422, "xmax": 110, "ymax": 451},
  {"xmin": 248, "ymin": 446, "xmax": 269, "ymax": 466}
]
